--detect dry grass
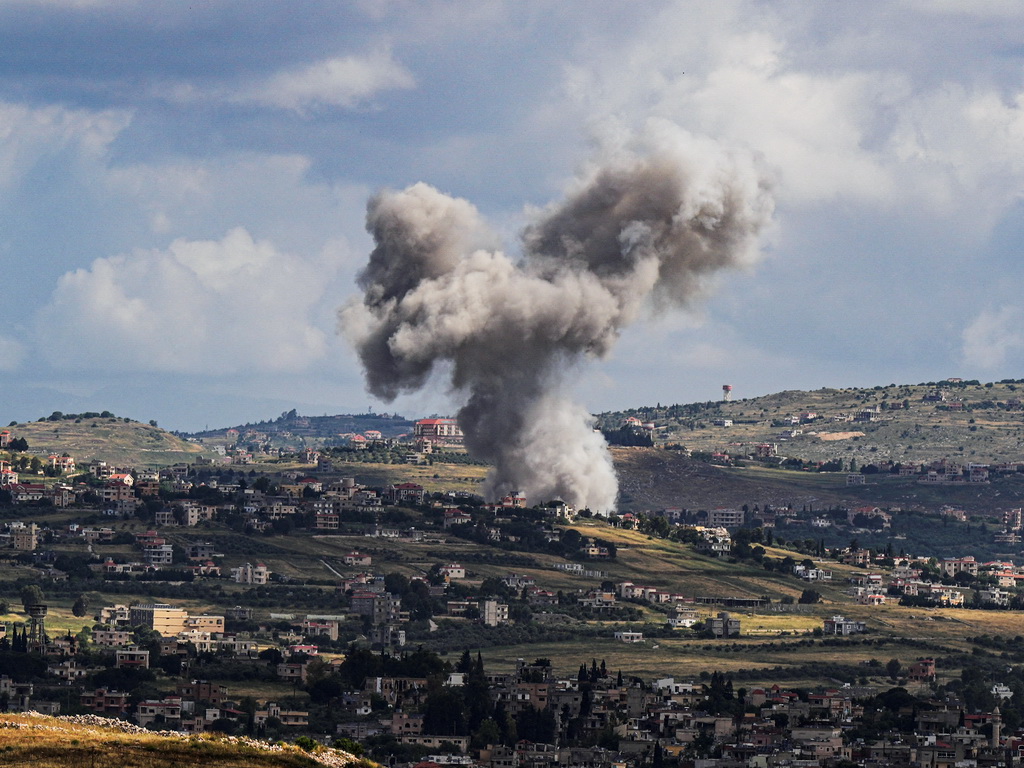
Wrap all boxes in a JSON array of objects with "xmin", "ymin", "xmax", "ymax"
[
  {"xmin": 324, "ymin": 461, "xmax": 488, "ymax": 495},
  {"xmin": 8, "ymin": 419, "xmax": 209, "ymax": 467},
  {"xmin": 0, "ymin": 713, "xmax": 354, "ymax": 768}
]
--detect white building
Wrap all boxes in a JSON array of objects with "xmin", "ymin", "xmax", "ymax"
[{"xmin": 231, "ymin": 562, "xmax": 269, "ymax": 585}]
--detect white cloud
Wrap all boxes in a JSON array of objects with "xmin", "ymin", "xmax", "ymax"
[
  {"xmin": 0, "ymin": 334, "xmax": 25, "ymax": 371},
  {"xmin": 900, "ymin": 0, "xmax": 1024, "ymax": 17},
  {"xmin": 37, "ymin": 228, "xmax": 340, "ymax": 374},
  {"xmin": 886, "ymin": 85, "xmax": 1024, "ymax": 218},
  {"xmin": 102, "ymin": 151, "xmax": 372, "ymax": 253},
  {"xmin": 557, "ymin": 3, "xmax": 1024, "ymax": 221},
  {"xmin": 0, "ymin": 102, "xmax": 129, "ymax": 189},
  {"xmin": 244, "ymin": 49, "xmax": 415, "ymax": 112},
  {"xmin": 961, "ymin": 306, "xmax": 1024, "ymax": 369}
]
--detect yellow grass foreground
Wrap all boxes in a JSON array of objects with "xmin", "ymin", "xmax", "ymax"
[{"xmin": 0, "ymin": 712, "xmax": 360, "ymax": 768}]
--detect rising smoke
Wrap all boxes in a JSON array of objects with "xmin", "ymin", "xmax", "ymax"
[{"xmin": 341, "ymin": 122, "xmax": 773, "ymax": 513}]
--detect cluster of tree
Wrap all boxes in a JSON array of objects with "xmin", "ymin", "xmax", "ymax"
[
  {"xmin": 1, "ymin": 626, "xmax": 32, "ymax": 652},
  {"xmin": 3, "ymin": 453, "xmax": 41, "ymax": 473},
  {"xmin": 417, "ymin": 621, "xmax": 583, "ymax": 654},
  {"xmin": 919, "ymin": 379, "xmax": 982, "ymax": 389},
  {"xmin": 2, "ymin": 435, "xmax": 29, "ymax": 451},
  {"xmin": 446, "ymin": 513, "xmax": 613, "ymax": 561},
  {"xmin": 600, "ymin": 426, "xmax": 653, "ymax": 448},
  {"xmin": 330, "ymin": 446, "xmax": 418, "ymax": 465},
  {"xmin": 36, "ymin": 410, "xmax": 118, "ymax": 422},
  {"xmin": 0, "ymin": 650, "xmax": 48, "ymax": 681}
]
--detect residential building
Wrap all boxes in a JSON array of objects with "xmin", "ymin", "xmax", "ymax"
[
  {"xmin": 344, "ymin": 552, "xmax": 373, "ymax": 567},
  {"xmin": 143, "ymin": 543, "xmax": 174, "ymax": 568},
  {"xmin": 480, "ymin": 600, "xmax": 509, "ymax": 627},
  {"xmin": 129, "ymin": 604, "xmax": 188, "ymax": 636},
  {"xmin": 11, "ymin": 523, "xmax": 38, "ymax": 552},
  {"xmin": 115, "ymin": 647, "xmax": 150, "ymax": 669},
  {"xmin": 823, "ymin": 615, "xmax": 866, "ymax": 636},
  {"xmin": 413, "ymin": 418, "xmax": 464, "ymax": 447},
  {"xmin": 231, "ymin": 562, "xmax": 269, "ymax": 585},
  {"xmin": 707, "ymin": 508, "xmax": 745, "ymax": 528},
  {"xmin": 439, "ymin": 563, "xmax": 466, "ymax": 580},
  {"xmin": 80, "ymin": 688, "xmax": 128, "ymax": 715},
  {"xmin": 350, "ymin": 592, "xmax": 403, "ymax": 625},
  {"xmin": 709, "ymin": 612, "xmax": 741, "ymax": 638},
  {"xmin": 614, "ymin": 631, "xmax": 644, "ymax": 643},
  {"xmin": 92, "ymin": 629, "xmax": 133, "ymax": 647}
]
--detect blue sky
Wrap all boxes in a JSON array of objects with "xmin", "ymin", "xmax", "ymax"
[{"xmin": 2, "ymin": 0, "xmax": 1024, "ymax": 431}]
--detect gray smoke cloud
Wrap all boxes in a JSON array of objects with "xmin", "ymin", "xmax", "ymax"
[{"xmin": 341, "ymin": 122, "xmax": 773, "ymax": 512}]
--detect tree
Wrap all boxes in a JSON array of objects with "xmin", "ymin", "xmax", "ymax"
[
  {"xmin": 560, "ymin": 529, "xmax": 584, "ymax": 553},
  {"xmin": 423, "ymin": 688, "xmax": 468, "ymax": 736},
  {"xmin": 886, "ymin": 658, "xmax": 902, "ymax": 681},
  {"xmin": 72, "ymin": 594, "xmax": 89, "ymax": 618},
  {"xmin": 798, "ymin": 589, "xmax": 821, "ymax": 605},
  {"xmin": 208, "ymin": 718, "xmax": 239, "ymax": 735},
  {"xmin": 471, "ymin": 718, "xmax": 501, "ymax": 750},
  {"xmin": 333, "ymin": 737, "xmax": 364, "ymax": 756},
  {"xmin": 20, "ymin": 585, "xmax": 44, "ymax": 611}
]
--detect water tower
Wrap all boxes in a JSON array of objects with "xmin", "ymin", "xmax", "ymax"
[
  {"xmin": 722, "ymin": 384, "xmax": 733, "ymax": 402},
  {"xmin": 26, "ymin": 603, "xmax": 47, "ymax": 652}
]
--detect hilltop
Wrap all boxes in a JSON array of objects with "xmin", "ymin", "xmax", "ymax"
[
  {"xmin": 9, "ymin": 378, "xmax": 1024, "ymax": 507},
  {"xmin": 600, "ymin": 377, "xmax": 1024, "ymax": 466},
  {"xmin": 186, "ymin": 409, "xmax": 415, "ymax": 449},
  {"xmin": 5, "ymin": 412, "xmax": 210, "ymax": 467},
  {"xmin": 180, "ymin": 377, "xmax": 1024, "ymax": 469}
]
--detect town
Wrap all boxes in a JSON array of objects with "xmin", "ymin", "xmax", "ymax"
[{"xmin": 4, "ymin": 411, "xmax": 1024, "ymax": 766}]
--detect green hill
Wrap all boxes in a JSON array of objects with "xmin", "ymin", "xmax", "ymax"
[
  {"xmin": 186, "ymin": 409, "xmax": 415, "ymax": 450},
  {"xmin": 600, "ymin": 378, "xmax": 1024, "ymax": 466},
  {"xmin": 6, "ymin": 412, "xmax": 211, "ymax": 467},
  {"xmin": 0, "ymin": 712, "xmax": 357, "ymax": 767}
]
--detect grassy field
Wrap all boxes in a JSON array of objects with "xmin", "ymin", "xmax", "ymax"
[
  {"xmin": 563, "ymin": 522, "xmax": 816, "ymax": 600},
  {"xmin": 323, "ymin": 461, "xmax": 489, "ymax": 495},
  {"xmin": 468, "ymin": 634, "xmax": 897, "ymax": 684},
  {"xmin": 0, "ymin": 713, "xmax": 353, "ymax": 767},
  {"xmin": 5, "ymin": 417, "xmax": 210, "ymax": 466}
]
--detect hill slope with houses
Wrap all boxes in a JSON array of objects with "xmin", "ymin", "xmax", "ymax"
[
  {"xmin": 599, "ymin": 377, "xmax": 1024, "ymax": 469},
  {"xmin": 3, "ymin": 412, "xmax": 210, "ymax": 467},
  {"xmin": 5, "ymin": 411, "xmax": 1024, "ymax": 766}
]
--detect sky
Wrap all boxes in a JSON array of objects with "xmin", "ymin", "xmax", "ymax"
[{"xmin": 2, "ymin": 0, "xmax": 1024, "ymax": 432}]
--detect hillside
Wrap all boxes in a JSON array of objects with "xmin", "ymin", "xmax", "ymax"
[
  {"xmin": 187, "ymin": 410, "xmax": 415, "ymax": 449},
  {"xmin": 6, "ymin": 413, "xmax": 211, "ymax": 467},
  {"xmin": 11, "ymin": 499, "xmax": 1021, "ymax": 687},
  {"xmin": 0, "ymin": 713, "xmax": 357, "ymax": 767},
  {"xmin": 610, "ymin": 446, "xmax": 847, "ymax": 510},
  {"xmin": 610, "ymin": 446, "xmax": 1024, "ymax": 516},
  {"xmin": 600, "ymin": 378, "xmax": 1024, "ymax": 466},
  {"xmin": 9, "ymin": 376, "xmax": 1024, "ymax": 490}
]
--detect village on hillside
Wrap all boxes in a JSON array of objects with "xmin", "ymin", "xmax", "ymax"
[{"xmin": 4, "ymin": 414, "xmax": 1024, "ymax": 766}]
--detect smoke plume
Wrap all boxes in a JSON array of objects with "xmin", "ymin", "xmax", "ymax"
[{"xmin": 341, "ymin": 123, "xmax": 773, "ymax": 512}]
